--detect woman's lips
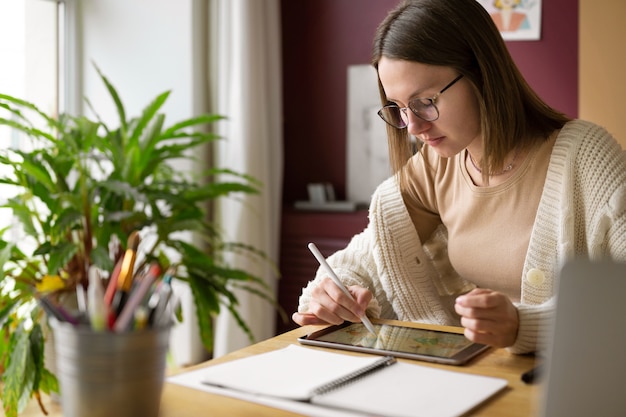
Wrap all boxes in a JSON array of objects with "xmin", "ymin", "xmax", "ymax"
[{"xmin": 421, "ymin": 136, "xmax": 444, "ymax": 147}]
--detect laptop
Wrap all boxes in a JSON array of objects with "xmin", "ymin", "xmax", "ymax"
[{"xmin": 539, "ymin": 258, "xmax": 626, "ymax": 417}]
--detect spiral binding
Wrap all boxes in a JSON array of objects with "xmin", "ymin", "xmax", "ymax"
[{"xmin": 310, "ymin": 356, "xmax": 397, "ymax": 397}]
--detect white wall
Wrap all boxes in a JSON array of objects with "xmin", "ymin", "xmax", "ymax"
[{"xmin": 79, "ymin": 0, "xmax": 208, "ymax": 366}]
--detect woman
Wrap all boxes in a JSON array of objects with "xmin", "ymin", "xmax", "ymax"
[{"xmin": 293, "ymin": 0, "xmax": 626, "ymax": 354}]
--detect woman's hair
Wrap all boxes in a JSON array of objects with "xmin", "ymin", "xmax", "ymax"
[{"xmin": 371, "ymin": 0, "xmax": 569, "ymax": 185}]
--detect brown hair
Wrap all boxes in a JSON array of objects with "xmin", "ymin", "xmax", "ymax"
[{"xmin": 371, "ymin": 0, "xmax": 569, "ymax": 186}]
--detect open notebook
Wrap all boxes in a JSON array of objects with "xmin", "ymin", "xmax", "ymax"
[
  {"xmin": 539, "ymin": 259, "xmax": 626, "ymax": 417},
  {"xmin": 194, "ymin": 344, "xmax": 507, "ymax": 417}
]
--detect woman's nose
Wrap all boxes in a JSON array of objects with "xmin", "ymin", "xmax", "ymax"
[{"xmin": 406, "ymin": 112, "xmax": 432, "ymax": 136}]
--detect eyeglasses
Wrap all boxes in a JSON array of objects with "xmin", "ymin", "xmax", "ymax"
[{"xmin": 377, "ymin": 74, "xmax": 464, "ymax": 128}]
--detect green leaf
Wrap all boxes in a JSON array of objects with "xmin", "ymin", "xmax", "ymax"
[
  {"xmin": 2, "ymin": 325, "xmax": 36, "ymax": 417},
  {"xmin": 29, "ymin": 323, "xmax": 45, "ymax": 392},
  {"xmin": 20, "ymin": 157, "xmax": 56, "ymax": 192},
  {"xmin": 98, "ymin": 179, "xmax": 146, "ymax": 202},
  {"xmin": 93, "ymin": 63, "xmax": 127, "ymax": 134},
  {"xmin": 47, "ymin": 242, "xmax": 78, "ymax": 276},
  {"xmin": 0, "ymin": 241, "xmax": 14, "ymax": 268},
  {"xmin": 53, "ymin": 207, "xmax": 83, "ymax": 234},
  {"xmin": 0, "ymin": 118, "xmax": 56, "ymax": 143},
  {"xmin": 38, "ymin": 367, "xmax": 59, "ymax": 396},
  {"xmin": 0, "ymin": 94, "xmax": 60, "ymax": 132},
  {"xmin": 33, "ymin": 242, "xmax": 52, "ymax": 257},
  {"xmin": 30, "ymin": 178, "xmax": 62, "ymax": 214},
  {"xmin": 0, "ymin": 298, "xmax": 20, "ymax": 329},
  {"xmin": 128, "ymin": 91, "xmax": 169, "ymax": 150},
  {"xmin": 161, "ymin": 114, "xmax": 224, "ymax": 138},
  {"xmin": 223, "ymin": 302, "xmax": 256, "ymax": 343},
  {"xmin": 150, "ymin": 136, "xmax": 214, "ymax": 162},
  {"xmin": 4, "ymin": 199, "xmax": 38, "ymax": 238},
  {"xmin": 136, "ymin": 113, "xmax": 165, "ymax": 177},
  {"xmin": 184, "ymin": 182, "xmax": 259, "ymax": 201},
  {"xmin": 187, "ymin": 274, "xmax": 218, "ymax": 351},
  {"xmin": 90, "ymin": 246, "xmax": 114, "ymax": 272}
]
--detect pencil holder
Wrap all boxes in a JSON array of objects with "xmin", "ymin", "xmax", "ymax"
[{"xmin": 50, "ymin": 320, "xmax": 171, "ymax": 417}]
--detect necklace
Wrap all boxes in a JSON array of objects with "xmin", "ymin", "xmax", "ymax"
[{"xmin": 467, "ymin": 149, "xmax": 518, "ymax": 176}]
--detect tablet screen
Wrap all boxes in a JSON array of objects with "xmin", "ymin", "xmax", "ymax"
[{"xmin": 306, "ymin": 322, "xmax": 475, "ymax": 359}]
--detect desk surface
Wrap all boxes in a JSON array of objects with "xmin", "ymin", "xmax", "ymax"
[{"xmin": 19, "ymin": 320, "xmax": 538, "ymax": 417}]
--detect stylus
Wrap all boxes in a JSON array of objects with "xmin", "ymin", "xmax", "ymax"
[{"xmin": 308, "ymin": 242, "xmax": 378, "ymax": 336}]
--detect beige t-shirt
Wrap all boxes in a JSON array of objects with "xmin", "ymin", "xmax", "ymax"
[{"xmin": 403, "ymin": 137, "xmax": 556, "ymax": 303}]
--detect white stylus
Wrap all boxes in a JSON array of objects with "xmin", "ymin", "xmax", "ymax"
[{"xmin": 308, "ymin": 242, "xmax": 378, "ymax": 336}]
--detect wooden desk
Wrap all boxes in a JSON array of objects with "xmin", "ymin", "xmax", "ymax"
[{"xmin": 17, "ymin": 321, "xmax": 538, "ymax": 417}]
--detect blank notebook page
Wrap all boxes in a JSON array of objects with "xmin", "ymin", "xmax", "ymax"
[
  {"xmin": 312, "ymin": 361, "xmax": 508, "ymax": 417},
  {"xmin": 202, "ymin": 344, "xmax": 385, "ymax": 401}
]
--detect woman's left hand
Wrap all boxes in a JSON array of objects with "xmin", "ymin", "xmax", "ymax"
[{"xmin": 454, "ymin": 288, "xmax": 519, "ymax": 348}]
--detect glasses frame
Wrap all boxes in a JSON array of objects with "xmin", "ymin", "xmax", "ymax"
[{"xmin": 377, "ymin": 74, "xmax": 464, "ymax": 128}]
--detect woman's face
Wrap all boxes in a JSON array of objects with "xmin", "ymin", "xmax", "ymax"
[{"xmin": 377, "ymin": 57, "xmax": 482, "ymax": 158}]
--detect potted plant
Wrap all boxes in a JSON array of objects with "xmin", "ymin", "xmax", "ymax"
[{"xmin": 0, "ymin": 66, "xmax": 278, "ymax": 416}]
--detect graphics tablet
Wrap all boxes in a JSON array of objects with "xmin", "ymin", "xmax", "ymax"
[{"xmin": 298, "ymin": 322, "xmax": 488, "ymax": 365}]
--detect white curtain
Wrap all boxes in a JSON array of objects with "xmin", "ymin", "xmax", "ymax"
[{"xmin": 208, "ymin": 0, "xmax": 283, "ymax": 357}]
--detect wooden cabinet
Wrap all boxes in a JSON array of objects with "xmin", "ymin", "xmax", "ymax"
[{"xmin": 275, "ymin": 208, "xmax": 369, "ymax": 335}]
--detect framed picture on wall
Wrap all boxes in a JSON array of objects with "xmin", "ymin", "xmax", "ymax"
[{"xmin": 477, "ymin": 0, "xmax": 542, "ymax": 41}]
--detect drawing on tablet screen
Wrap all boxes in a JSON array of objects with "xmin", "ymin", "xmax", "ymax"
[{"xmin": 317, "ymin": 323, "xmax": 472, "ymax": 358}]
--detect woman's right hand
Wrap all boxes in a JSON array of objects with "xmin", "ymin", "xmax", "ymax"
[{"xmin": 291, "ymin": 277, "xmax": 372, "ymax": 326}]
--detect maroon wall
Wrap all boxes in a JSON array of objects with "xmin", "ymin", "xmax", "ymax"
[
  {"xmin": 281, "ymin": 0, "xmax": 578, "ymax": 204},
  {"xmin": 507, "ymin": 1, "xmax": 579, "ymax": 118}
]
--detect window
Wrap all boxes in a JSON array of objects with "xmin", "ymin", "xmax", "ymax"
[
  {"xmin": 0, "ymin": 0, "xmax": 62, "ymax": 119},
  {"xmin": 0, "ymin": 0, "xmax": 65, "ymax": 230}
]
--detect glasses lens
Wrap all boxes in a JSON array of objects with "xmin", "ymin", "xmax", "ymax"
[
  {"xmin": 409, "ymin": 99, "xmax": 439, "ymax": 122},
  {"xmin": 378, "ymin": 105, "xmax": 407, "ymax": 128}
]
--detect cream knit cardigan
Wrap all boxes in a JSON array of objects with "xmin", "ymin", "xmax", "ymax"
[{"xmin": 298, "ymin": 120, "xmax": 626, "ymax": 354}]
